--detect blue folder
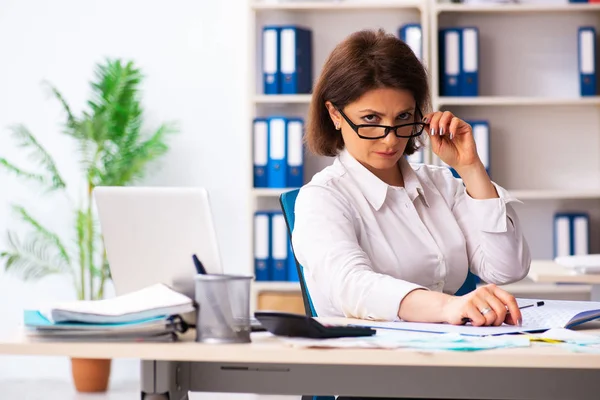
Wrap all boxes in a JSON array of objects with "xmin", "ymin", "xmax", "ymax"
[
  {"xmin": 554, "ymin": 213, "xmax": 590, "ymax": 258},
  {"xmin": 286, "ymin": 118, "xmax": 304, "ymax": 188},
  {"xmin": 280, "ymin": 26, "xmax": 313, "ymax": 94},
  {"xmin": 399, "ymin": 23, "xmax": 422, "ymax": 61},
  {"xmin": 254, "ymin": 212, "xmax": 271, "ymax": 281},
  {"xmin": 253, "ymin": 118, "xmax": 269, "ymax": 188},
  {"xmin": 263, "ymin": 26, "xmax": 281, "ymax": 94},
  {"xmin": 439, "ymin": 28, "xmax": 462, "ymax": 97},
  {"xmin": 460, "ymin": 27, "xmax": 479, "ymax": 97},
  {"xmin": 267, "ymin": 117, "xmax": 287, "ymax": 188},
  {"xmin": 579, "ymin": 27, "xmax": 597, "ymax": 96},
  {"xmin": 270, "ymin": 212, "xmax": 288, "ymax": 281}
]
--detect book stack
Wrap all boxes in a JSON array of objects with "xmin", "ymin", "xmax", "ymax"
[{"xmin": 24, "ymin": 284, "xmax": 196, "ymax": 342}]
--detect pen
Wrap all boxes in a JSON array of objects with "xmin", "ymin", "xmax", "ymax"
[
  {"xmin": 192, "ymin": 254, "xmax": 207, "ymax": 275},
  {"xmin": 461, "ymin": 301, "xmax": 545, "ymax": 324}
]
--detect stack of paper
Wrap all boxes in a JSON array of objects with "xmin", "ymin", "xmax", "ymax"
[{"xmin": 25, "ymin": 284, "xmax": 195, "ymax": 342}]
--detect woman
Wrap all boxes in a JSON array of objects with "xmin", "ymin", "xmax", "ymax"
[{"xmin": 292, "ymin": 29, "xmax": 531, "ymax": 333}]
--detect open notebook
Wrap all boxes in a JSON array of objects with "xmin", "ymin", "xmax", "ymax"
[
  {"xmin": 354, "ymin": 298, "xmax": 600, "ymax": 337},
  {"xmin": 37, "ymin": 283, "xmax": 195, "ymax": 324}
]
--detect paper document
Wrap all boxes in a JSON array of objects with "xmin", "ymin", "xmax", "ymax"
[
  {"xmin": 354, "ymin": 298, "xmax": 600, "ymax": 336},
  {"xmin": 39, "ymin": 283, "xmax": 195, "ymax": 324}
]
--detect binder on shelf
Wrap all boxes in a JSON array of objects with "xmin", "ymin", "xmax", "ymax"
[
  {"xmin": 286, "ymin": 118, "xmax": 304, "ymax": 188},
  {"xmin": 280, "ymin": 26, "xmax": 313, "ymax": 94},
  {"xmin": 469, "ymin": 120, "xmax": 490, "ymax": 176},
  {"xmin": 554, "ymin": 213, "xmax": 590, "ymax": 258},
  {"xmin": 271, "ymin": 212, "xmax": 288, "ymax": 281},
  {"xmin": 253, "ymin": 118, "xmax": 269, "ymax": 188},
  {"xmin": 578, "ymin": 27, "xmax": 597, "ymax": 97},
  {"xmin": 439, "ymin": 28, "xmax": 462, "ymax": 97},
  {"xmin": 399, "ymin": 23, "xmax": 422, "ymax": 62},
  {"xmin": 268, "ymin": 117, "xmax": 287, "ymax": 188},
  {"xmin": 254, "ymin": 212, "xmax": 271, "ymax": 281},
  {"xmin": 461, "ymin": 27, "xmax": 479, "ymax": 97},
  {"xmin": 263, "ymin": 26, "xmax": 281, "ymax": 95}
]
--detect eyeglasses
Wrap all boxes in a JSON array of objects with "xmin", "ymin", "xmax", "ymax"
[{"xmin": 335, "ymin": 106, "xmax": 426, "ymax": 140}]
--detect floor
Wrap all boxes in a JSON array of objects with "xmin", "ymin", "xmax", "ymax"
[{"xmin": 0, "ymin": 380, "xmax": 298, "ymax": 400}]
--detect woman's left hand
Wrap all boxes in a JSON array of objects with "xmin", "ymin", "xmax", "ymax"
[{"xmin": 422, "ymin": 111, "xmax": 480, "ymax": 171}]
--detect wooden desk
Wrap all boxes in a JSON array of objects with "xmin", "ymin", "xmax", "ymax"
[
  {"xmin": 529, "ymin": 260, "xmax": 600, "ymax": 301},
  {"xmin": 2, "ymin": 321, "xmax": 600, "ymax": 400}
]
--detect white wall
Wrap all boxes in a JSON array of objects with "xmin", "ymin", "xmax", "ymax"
[{"xmin": 0, "ymin": 0, "xmax": 249, "ymax": 382}]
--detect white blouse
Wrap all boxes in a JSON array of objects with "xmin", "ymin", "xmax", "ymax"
[{"xmin": 292, "ymin": 149, "xmax": 531, "ymax": 321}]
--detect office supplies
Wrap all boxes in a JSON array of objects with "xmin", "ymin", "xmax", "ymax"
[
  {"xmin": 554, "ymin": 254, "xmax": 600, "ymax": 274},
  {"xmin": 192, "ymin": 254, "xmax": 207, "ymax": 275},
  {"xmin": 24, "ymin": 311, "xmax": 186, "ymax": 342},
  {"xmin": 461, "ymin": 301, "xmax": 544, "ymax": 324},
  {"xmin": 439, "ymin": 28, "xmax": 461, "ymax": 96},
  {"xmin": 254, "ymin": 311, "xmax": 376, "ymax": 338},
  {"xmin": 253, "ymin": 118, "xmax": 269, "ymax": 188},
  {"xmin": 399, "ymin": 23, "xmax": 422, "ymax": 61},
  {"xmin": 280, "ymin": 26, "xmax": 313, "ymax": 94},
  {"xmin": 357, "ymin": 298, "xmax": 600, "ymax": 336},
  {"xmin": 267, "ymin": 117, "xmax": 287, "ymax": 188},
  {"xmin": 254, "ymin": 212, "xmax": 271, "ymax": 281},
  {"xmin": 270, "ymin": 212, "xmax": 288, "ymax": 281},
  {"xmin": 94, "ymin": 187, "xmax": 224, "ymax": 304},
  {"xmin": 461, "ymin": 27, "xmax": 479, "ymax": 96},
  {"xmin": 263, "ymin": 26, "xmax": 281, "ymax": 94},
  {"xmin": 579, "ymin": 27, "xmax": 597, "ymax": 96},
  {"xmin": 38, "ymin": 283, "xmax": 195, "ymax": 324},
  {"xmin": 286, "ymin": 118, "xmax": 304, "ymax": 188},
  {"xmin": 554, "ymin": 212, "xmax": 589, "ymax": 258},
  {"xmin": 195, "ymin": 274, "xmax": 253, "ymax": 343}
]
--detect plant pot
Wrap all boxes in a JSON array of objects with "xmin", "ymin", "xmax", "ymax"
[{"xmin": 70, "ymin": 357, "xmax": 111, "ymax": 392}]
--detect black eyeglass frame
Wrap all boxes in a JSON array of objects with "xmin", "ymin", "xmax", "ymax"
[{"xmin": 335, "ymin": 105, "xmax": 426, "ymax": 140}]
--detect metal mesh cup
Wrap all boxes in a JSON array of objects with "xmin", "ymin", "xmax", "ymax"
[{"xmin": 194, "ymin": 274, "xmax": 253, "ymax": 343}]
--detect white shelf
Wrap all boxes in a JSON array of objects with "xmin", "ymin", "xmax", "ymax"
[
  {"xmin": 436, "ymin": 96, "xmax": 600, "ymax": 106},
  {"xmin": 253, "ymin": 188, "xmax": 299, "ymax": 197},
  {"xmin": 435, "ymin": 3, "xmax": 600, "ymax": 13},
  {"xmin": 252, "ymin": 1, "xmax": 423, "ymax": 10},
  {"xmin": 252, "ymin": 281, "xmax": 301, "ymax": 293},
  {"xmin": 253, "ymin": 94, "xmax": 312, "ymax": 104},
  {"xmin": 509, "ymin": 189, "xmax": 600, "ymax": 200}
]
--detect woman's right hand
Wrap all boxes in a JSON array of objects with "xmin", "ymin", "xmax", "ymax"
[{"xmin": 442, "ymin": 284, "xmax": 522, "ymax": 327}]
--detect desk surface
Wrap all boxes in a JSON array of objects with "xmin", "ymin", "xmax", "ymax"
[
  {"xmin": 3, "ymin": 319, "xmax": 600, "ymax": 370},
  {"xmin": 528, "ymin": 260, "xmax": 600, "ymax": 284}
]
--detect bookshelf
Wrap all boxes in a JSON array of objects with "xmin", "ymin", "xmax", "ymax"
[{"xmin": 248, "ymin": 0, "xmax": 597, "ymax": 311}]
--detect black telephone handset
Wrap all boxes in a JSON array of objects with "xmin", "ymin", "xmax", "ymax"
[{"xmin": 254, "ymin": 311, "xmax": 376, "ymax": 339}]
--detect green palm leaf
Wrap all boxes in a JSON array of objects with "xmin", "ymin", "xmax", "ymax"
[
  {"xmin": 0, "ymin": 158, "xmax": 47, "ymax": 186},
  {"xmin": 12, "ymin": 205, "xmax": 71, "ymax": 266},
  {"xmin": 9, "ymin": 125, "xmax": 66, "ymax": 191},
  {"xmin": 1, "ymin": 231, "xmax": 72, "ymax": 281}
]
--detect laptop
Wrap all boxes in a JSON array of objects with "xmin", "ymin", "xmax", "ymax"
[{"xmin": 93, "ymin": 186, "xmax": 224, "ymax": 302}]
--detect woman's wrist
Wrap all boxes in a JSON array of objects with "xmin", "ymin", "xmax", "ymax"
[
  {"xmin": 455, "ymin": 161, "xmax": 498, "ymax": 200},
  {"xmin": 397, "ymin": 289, "xmax": 454, "ymax": 323}
]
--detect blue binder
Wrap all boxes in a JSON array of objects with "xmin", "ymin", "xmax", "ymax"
[
  {"xmin": 287, "ymin": 240, "xmax": 299, "ymax": 282},
  {"xmin": 461, "ymin": 27, "xmax": 479, "ymax": 97},
  {"xmin": 439, "ymin": 28, "xmax": 462, "ymax": 97},
  {"xmin": 554, "ymin": 213, "xmax": 590, "ymax": 258},
  {"xmin": 270, "ymin": 212, "xmax": 288, "ymax": 281},
  {"xmin": 286, "ymin": 118, "xmax": 304, "ymax": 188},
  {"xmin": 280, "ymin": 26, "xmax": 313, "ymax": 94},
  {"xmin": 253, "ymin": 118, "xmax": 269, "ymax": 188},
  {"xmin": 254, "ymin": 212, "xmax": 271, "ymax": 281},
  {"xmin": 468, "ymin": 120, "xmax": 490, "ymax": 177},
  {"xmin": 263, "ymin": 26, "xmax": 281, "ymax": 94},
  {"xmin": 399, "ymin": 23, "xmax": 422, "ymax": 61},
  {"xmin": 267, "ymin": 117, "xmax": 287, "ymax": 188},
  {"xmin": 578, "ymin": 27, "xmax": 597, "ymax": 96}
]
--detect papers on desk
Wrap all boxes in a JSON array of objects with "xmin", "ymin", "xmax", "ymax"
[
  {"xmin": 355, "ymin": 298, "xmax": 600, "ymax": 337},
  {"xmin": 24, "ymin": 284, "xmax": 195, "ymax": 342},
  {"xmin": 554, "ymin": 254, "xmax": 600, "ymax": 274},
  {"xmin": 279, "ymin": 329, "xmax": 530, "ymax": 351}
]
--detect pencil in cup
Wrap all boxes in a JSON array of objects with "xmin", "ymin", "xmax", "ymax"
[{"xmin": 461, "ymin": 301, "xmax": 545, "ymax": 324}]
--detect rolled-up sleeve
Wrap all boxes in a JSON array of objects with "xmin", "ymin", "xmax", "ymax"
[
  {"xmin": 451, "ymin": 178, "xmax": 531, "ymax": 285},
  {"xmin": 292, "ymin": 185, "xmax": 425, "ymax": 321}
]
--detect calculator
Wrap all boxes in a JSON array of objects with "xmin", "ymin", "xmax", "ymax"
[{"xmin": 254, "ymin": 311, "xmax": 376, "ymax": 339}]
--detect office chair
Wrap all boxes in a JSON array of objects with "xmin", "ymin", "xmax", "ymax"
[{"xmin": 279, "ymin": 188, "xmax": 478, "ymax": 400}]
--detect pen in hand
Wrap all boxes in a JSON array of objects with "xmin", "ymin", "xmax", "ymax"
[{"xmin": 461, "ymin": 301, "xmax": 545, "ymax": 325}]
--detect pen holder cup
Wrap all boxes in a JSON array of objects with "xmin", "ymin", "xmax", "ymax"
[{"xmin": 194, "ymin": 274, "xmax": 253, "ymax": 344}]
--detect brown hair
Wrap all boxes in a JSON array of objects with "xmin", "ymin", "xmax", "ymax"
[{"xmin": 306, "ymin": 29, "xmax": 430, "ymax": 157}]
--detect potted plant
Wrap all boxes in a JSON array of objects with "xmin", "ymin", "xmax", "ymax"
[{"xmin": 0, "ymin": 59, "xmax": 178, "ymax": 392}]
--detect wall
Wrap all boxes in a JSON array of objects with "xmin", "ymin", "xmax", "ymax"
[{"xmin": 0, "ymin": 0, "xmax": 249, "ymax": 382}]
